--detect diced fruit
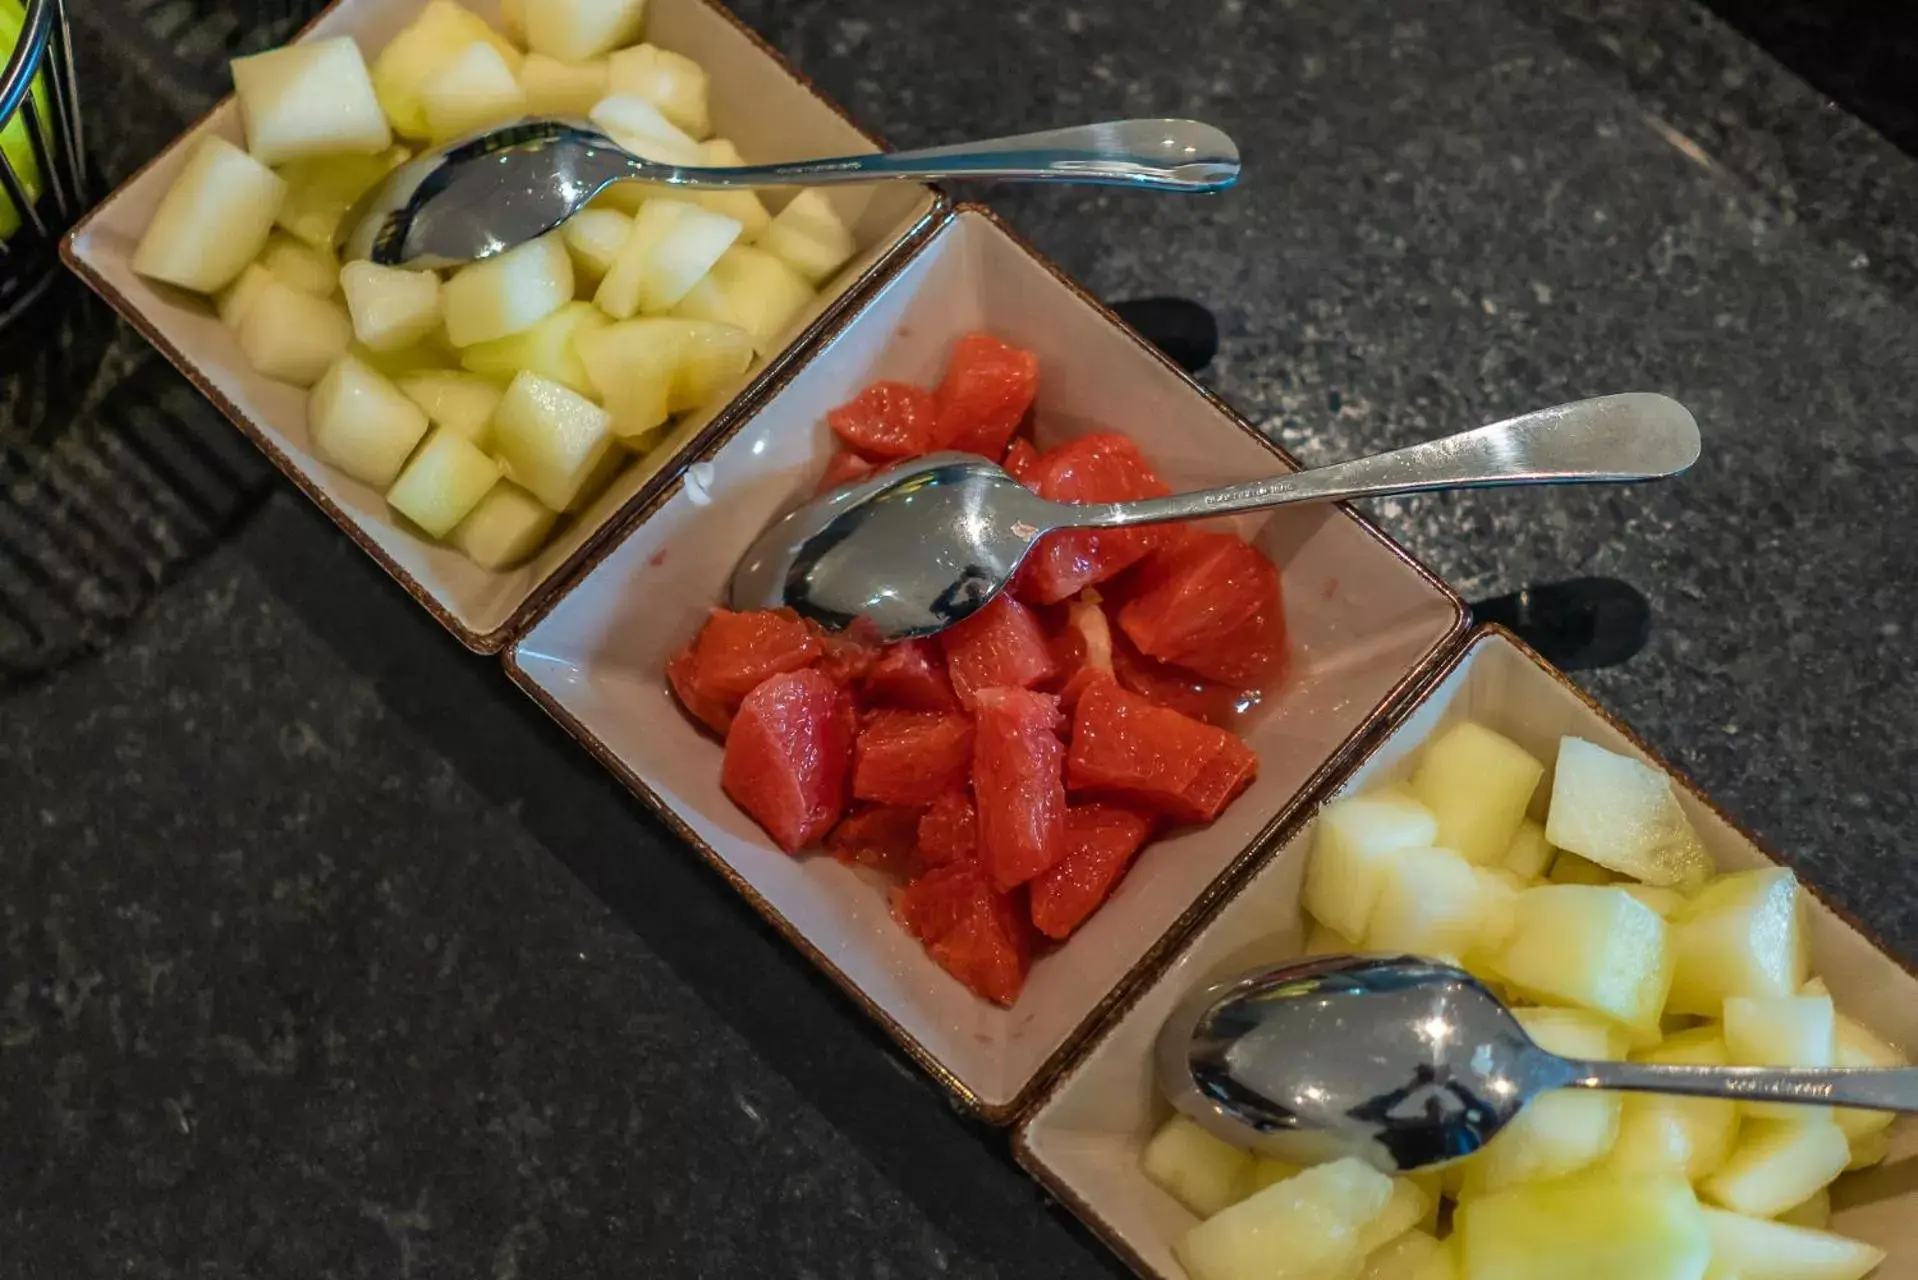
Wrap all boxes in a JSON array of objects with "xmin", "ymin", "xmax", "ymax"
[
  {"xmin": 1019, "ymin": 433, "xmax": 1169, "ymax": 603},
  {"xmin": 1701, "ymin": 1207, "xmax": 1885, "ymax": 1280},
  {"xmin": 671, "ymin": 243, "xmax": 814, "ymax": 354},
  {"xmin": 810, "ymin": 626, "xmax": 882, "ymax": 689},
  {"xmin": 1666, "ymin": 867, "xmax": 1809, "ymax": 1017},
  {"xmin": 896, "ymin": 859, "xmax": 1032, "ymax": 1005},
  {"xmin": 517, "ymin": 52, "xmax": 608, "ymax": 117},
  {"xmin": 450, "ymin": 481, "xmax": 555, "ymax": 570},
  {"xmin": 372, "ymin": 0, "xmax": 523, "ymax": 139},
  {"xmin": 1406, "ymin": 722, "xmax": 1544, "ymax": 867},
  {"xmin": 386, "ymin": 428, "xmax": 500, "ymax": 536},
  {"xmin": 827, "ymin": 380, "xmax": 938, "ymax": 459},
  {"xmin": 1780, "ymin": 1187, "xmax": 1832, "ymax": 1229},
  {"xmin": 1455, "ymin": 1171, "xmax": 1710, "ymax": 1280},
  {"xmin": 459, "ymin": 299, "xmax": 608, "ymax": 396},
  {"xmin": 396, "ymin": 371, "xmax": 501, "ymax": 447},
  {"xmin": 916, "ymin": 790, "xmax": 977, "ymax": 867},
  {"xmin": 721, "ymin": 669, "xmax": 852, "ymax": 853},
  {"xmin": 1504, "ymin": 819, "xmax": 1556, "ymax": 881},
  {"xmin": 663, "ymin": 317, "xmax": 754, "ymax": 413},
  {"xmin": 690, "ymin": 139, "xmax": 773, "ymax": 242},
  {"xmin": 273, "ymin": 146, "xmax": 408, "ymax": 249},
  {"xmin": 852, "ymin": 710, "xmax": 974, "ymax": 808},
  {"xmin": 420, "ymin": 41, "xmax": 527, "ymax": 141},
  {"xmin": 217, "ymin": 264, "xmax": 276, "ymax": 329},
  {"xmin": 826, "ymin": 805, "xmax": 921, "ymax": 877},
  {"xmin": 932, "ymin": 331, "xmax": 1039, "ymax": 458},
  {"xmin": 685, "ymin": 607, "xmax": 820, "ymax": 705},
  {"xmin": 1463, "ymin": 1009, "xmax": 1623, "ymax": 1193},
  {"xmin": 863, "ymin": 639, "xmax": 960, "ymax": 712},
  {"xmin": 1053, "ymin": 596, "xmax": 1117, "ymax": 710},
  {"xmin": 442, "ymin": 233, "xmax": 573, "ymax": 347},
  {"xmin": 1004, "ymin": 437, "xmax": 1040, "ymax": 481},
  {"xmin": 757, "ymin": 188, "xmax": 857, "ymax": 286},
  {"xmin": 1364, "ymin": 845, "xmax": 1488, "ymax": 960},
  {"xmin": 1236, "ymin": 1156, "xmax": 1305, "ymax": 1200},
  {"xmin": 578, "ymin": 317, "xmax": 682, "ymax": 440},
  {"xmin": 524, "ymin": 0, "xmax": 645, "ymax": 62},
  {"xmin": 1112, "ymin": 634, "xmax": 1253, "ymax": 726},
  {"xmin": 1622, "ymin": 885, "xmax": 1689, "ymax": 917},
  {"xmin": 232, "ymin": 37, "xmax": 390, "ymax": 166},
  {"xmin": 666, "ymin": 643, "xmax": 732, "ymax": 736},
  {"xmin": 340, "ymin": 260, "xmax": 441, "ymax": 353},
  {"xmin": 1140, "ymin": 1115, "xmax": 1253, "ymax": 1218},
  {"xmin": 1845, "ymin": 1129, "xmax": 1890, "ymax": 1171},
  {"xmin": 1175, "ymin": 1157, "xmax": 1393, "ymax": 1280},
  {"xmin": 1724, "ymin": 994, "xmax": 1836, "ymax": 1121},
  {"xmin": 308, "ymin": 353, "xmax": 430, "ymax": 487},
  {"xmin": 1702, "ymin": 1120, "xmax": 1849, "ymax": 1218},
  {"xmin": 1304, "ymin": 920, "xmax": 1357, "ymax": 954},
  {"xmin": 1493, "ymin": 885, "xmax": 1671, "ymax": 1034},
  {"xmin": 1066, "ymin": 681, "xmax": 1257, "ymax": 822},
  {"xmin": 1301, "ymin": 790, "xmax": 1440, "ymax": 942},
  {"xmin": 1357, "ymin": 1179, "xmax": 1435, "ymax": 1257},
  {"xmin": 349, "ymin": 337, "xmax": 447, "ymax": 380},
  {"xmin": 561, "ymin": 206, "xmax": 632, "ymax": 283},
  {"xmin": 1549, "ymin": 851, "xmax": 1618, "ymax": 886},
  {"xmin": 1361, "ymin": 1230, "xmax": 1443, "ymax": 1280},
  {"xmin": 132, "ymin": 137, "xmax": 285, "ymax": 293},
  {"xmin": 1612, "ymin": 1030, "xmax": 1740, "ymax": 1181},
  {"xmin": 607, "ymin": 43, "xmax": 710, "ymax": 138},
  {"xmin": 939, "ymin": 594, "xmax": 1057, "ymax": 709},
  {"xmin": 595, "ymin": 198, "xmax": 743, "ymax": 319},
  {"xmin": 1832, "ymin": 1012, "xmax": 1905, "ymax": 1141},
  {"xmin": 1547, "ymin": 737, "xmax": 1712, "ymax": 889},
  {"xmin": 258, "ymin": 232, "xmax": 339, "ymax": 296},
  {"xmin": 588, "ymin": 94, "xmax": 702, "ymax": 163},
  {"xmin": 1029, "ymin": 803, "xmax": 1155, "ymax": 938},
  {"xmin": 1413, "ymin": 1238, "xmax": 1459, "ymax": 1280},
  {"xmin": 1118, "ymin": 532, "xmax": 1287, "ymax": 685},
  {"xmin": 972, "ymin": 687, "xmax": 1067, "ymax": 891},
  {"xmin": 490, "ymin": 370, "xmax": 614, "ymax": 510},
  {"xmin": 238, "ymin": 280, "xmax": 352, "ymax": 386}
]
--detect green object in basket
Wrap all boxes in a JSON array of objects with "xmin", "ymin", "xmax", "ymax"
[{"xmin": 0, "ymin": 0, "xmax": 51, "ymax": 241}]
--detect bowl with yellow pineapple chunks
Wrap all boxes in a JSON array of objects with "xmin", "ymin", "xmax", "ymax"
[
  {"xmin": 63, "ymin": 0, "xmax": 940, "ymax": 651},
  {"xmin": 1018, "ymin": 626, "xmax": 1916, "ymax": 1280}
]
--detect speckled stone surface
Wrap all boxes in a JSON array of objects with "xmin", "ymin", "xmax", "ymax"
[{"xmin": 5, "ymin": 0, "xmax": 1918, "ymax": 1274}]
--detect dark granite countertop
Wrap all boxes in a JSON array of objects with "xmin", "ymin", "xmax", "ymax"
[{"xmin": 6, "ymin": 0, "xmax": 1918, "ymax": 1274}]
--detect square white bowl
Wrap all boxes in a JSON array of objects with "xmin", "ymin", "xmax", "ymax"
[
  {"xmin": 62, "ymin": 0, "xmax": 941, "ymax": 651},
  {"xmin": 504, "ymin": 204, "xmax": 1469, "ymax": 1119},
  {"xmin": 1016, "ymin": 625, "xmax": 1918, "ymax": 1278}
]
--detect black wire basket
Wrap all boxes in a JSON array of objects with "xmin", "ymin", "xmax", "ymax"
[{"xmin": 0, "ymin": 0, "xmax": 86, "ymax": 331}]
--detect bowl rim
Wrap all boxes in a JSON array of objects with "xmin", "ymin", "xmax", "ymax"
[
  {"xmin": 1008, "ymin": 619, "xmax": 1918, "ymax": 1275},
  {"xmin": 59, "ymin": 0, "xmax": 948, "ymax": 654},
  {"xmin": 500, "ymin": 200, "xmax": 1472, "ymax": 1122}
]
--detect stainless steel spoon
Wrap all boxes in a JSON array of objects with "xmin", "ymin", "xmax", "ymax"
[
  {"xmin": 1156, "ymin": 955, "xmax": 1918, "ymax": 1174},
  {"xmin": 729, "ymin": 392, "xmax": 1701, "ymax": 642},
  {"xmin": 338, "ymin": 117, "xmax": 1239, "ymax": 269}
]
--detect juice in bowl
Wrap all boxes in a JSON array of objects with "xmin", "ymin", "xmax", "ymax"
[
  {"xmin": 1016, "ymin": 627, "xmax": 1918, "ymax": 1280},
  {"xmin": 507, "ymin": 205, "xmax": 1469, "ymax": 1119}
]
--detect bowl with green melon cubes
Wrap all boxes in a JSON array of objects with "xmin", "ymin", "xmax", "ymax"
[
  {"xmin": 64, "ymin": 0, "xmax": 939, "ymax": 651},
  {"xmin": 1018, "ymin": 626, "xmax": 1916, "ymax": 1280}
]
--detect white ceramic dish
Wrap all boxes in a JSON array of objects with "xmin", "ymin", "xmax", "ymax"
[
  {"xmin": 62, "ymin": 0, "xmax": 941, "ymax": 651},
  {"xmin": 1015, "ymin": 625, "xmax": 1918, "ymax": 1278},
  {"xmin": 504, "ymin": 205, "xmax": 1469, "ymax": 1120}
]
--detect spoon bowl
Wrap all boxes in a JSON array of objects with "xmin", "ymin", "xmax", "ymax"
[{"xmin": 1156, "ymin": 954, "xmax": 1918, "ymax": 1173}]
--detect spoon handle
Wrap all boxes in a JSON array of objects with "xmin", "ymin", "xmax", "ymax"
[
  {"xmin": 1060, "ymin": 393, "xmax": 1701, "ymax": 530},
  {"xmin": 653, "ymin": 118, "xmax": 1239, "ymax": 192},
  {"xmin": 1570, "ymin": 1058, "xmax": 1918, "ymax": 1113}
]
